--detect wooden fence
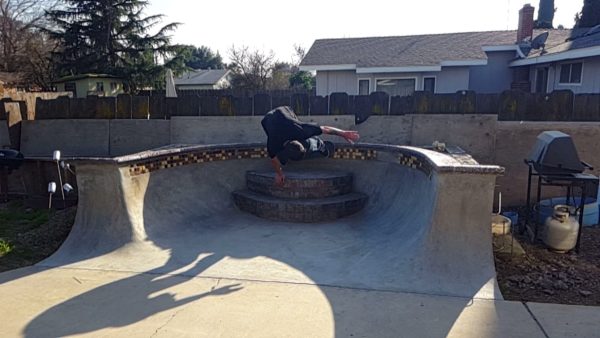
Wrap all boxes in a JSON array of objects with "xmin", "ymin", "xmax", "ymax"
[{"xmin": 5, "ymin": 89, "xmax": 600, "ymax": 122}]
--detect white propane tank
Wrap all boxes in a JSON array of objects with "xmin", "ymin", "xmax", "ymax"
[{"xmin": 542, "ymin": 205, "xmax": 579, "ymax": 252}]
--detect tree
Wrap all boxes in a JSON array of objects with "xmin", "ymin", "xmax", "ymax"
[
  {"xmin": 46, "ymin": 0, "xmax": 180, "ymax": 92},
  {"xmin": 0, "ymin": 0, "xmax": 60, "ymax": 86},
  {"xmin": 534, "ymin": 0, "xmax": 555, "ymax": 28},
  {"xmin": 269, "ymin": 62, "xmax": 293, "ymax": 90},
  {"xmin": 575, "ymin": 0, "xmax": 600, "ymax": 28},
  {"xmin": 289, "ymin": 44, "xmax": 314, "ymax": 90},
  {"xmin": 228, "ymin": 45, "xmax": 276, "ymax": 90},
  {"xmin": 181, "ymin": 45, "xmax": 224, "ymax": 70}
]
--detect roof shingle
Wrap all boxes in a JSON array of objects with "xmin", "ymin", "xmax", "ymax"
[{"xmin": 301, "ymin": 29, "xmax": 596, "ymax": 68}]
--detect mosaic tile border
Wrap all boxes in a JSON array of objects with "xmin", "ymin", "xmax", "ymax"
[
  {"xmin": 119, "ymin": 143, "xmax": 502, "ymax": 177},
  {"xmin": 127, "ymin": 146, "xmax": 382, "ymax": 177},
  {"xmin": 398, "ymin": 153, "xmax": 432, "ymax": 177},
  {"xmin": 129, "ymin": 147, "xmax": 268, "ymax": 176},
  {"xmin": 333, "ymin": 147, "xmax": 377, "ymax": 161}
]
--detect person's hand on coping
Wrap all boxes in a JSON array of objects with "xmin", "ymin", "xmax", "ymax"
[
  {"xmin": 343, "ymin": 130, "xmax": 360, "ymax": 144},
  {"xmin": 275, "ymin": 172, "xmax": 285, "ymax": 186}
]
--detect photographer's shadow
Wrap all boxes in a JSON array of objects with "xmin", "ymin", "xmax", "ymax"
[{"xmin": 23, "ymin": 253, "xmax": 241, "ymax": 337}]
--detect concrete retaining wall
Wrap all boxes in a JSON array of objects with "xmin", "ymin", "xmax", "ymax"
[
  {"xmin": 109, "ymin": 120, "xmax": 171, "ymax": 156},
  {"xmin": 21, "ymin": 120, "xmax": 110, "ymax": 157}
]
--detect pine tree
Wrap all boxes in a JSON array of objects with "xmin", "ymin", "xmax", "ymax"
[
  {"xmin": 46, "ymin": 0, "xmax": 180, "ymax": 91},
  {"xmin": 576, "ymin": 0, "xmax": 600, "ymax": 28}
]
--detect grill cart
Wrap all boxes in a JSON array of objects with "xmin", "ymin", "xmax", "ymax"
[{"xmin": 524, "ymin": 131, "xmax": 598, "ymax": 252}]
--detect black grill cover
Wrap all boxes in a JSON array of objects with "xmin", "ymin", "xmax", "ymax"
[
  {"xmin": 527, "ymin": 131, "xmax": 585, "ymax": 174},
  {"xmin": 0, "ymin": 149, "xmax": 24, "ymax": 170}
]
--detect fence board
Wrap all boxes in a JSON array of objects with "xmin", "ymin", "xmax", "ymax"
[
  {"xmin": 253, "ymin": 94, "xmax": 271, "ymax": 115},
  {"xmin": 117, "ymin": 95, "xmax": 133, "ymax": 119},
  {"xmin": 309, "ymin": 96, "xmax": 328, "ymax": 115},
  {"xmin": 573, "ymin": 94, "xmax": 600, "ymax": 121},
  {"xmin": 232, "ymin": 97, "xmax": 253, "ymax": 116},
  {"xmin": 291, "ymin": 93, "xmax": 309, "ymax": 115},
  {"xmin": 330, "ymin": 93, "xmax": 350, "ymax": 115},
  {"xmin": 132, "ymin": 96, "xmax": 149, "ymax": 119}
]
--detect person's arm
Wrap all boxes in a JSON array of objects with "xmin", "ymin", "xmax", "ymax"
[
  {"xmin": 320, "ymin": 126, "xmax": 360, "ymax": 144},
  {"xmin": 270, "ymin": 157, "xmax": 285, "ymax": 186}
]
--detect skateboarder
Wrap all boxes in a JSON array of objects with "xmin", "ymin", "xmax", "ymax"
[{"xmin": 261, "ymin": 106, "xmax": 359, "ymax": 185}]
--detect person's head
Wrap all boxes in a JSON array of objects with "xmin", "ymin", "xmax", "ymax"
[{"xmin": 278, "ymin": 140, "xmax": 306, "ymax": 163}]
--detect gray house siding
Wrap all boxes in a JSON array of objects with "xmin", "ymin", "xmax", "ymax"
[
  {"xmin": 316, "ymin": 71, "xmax": 357, "ymax": 96},
  {"xmin": 316, "ymin": 68, "xmax": 470, "ymax": 96},
  {"xmin": 469, "ymin": 51, "xmax": 515, "ymax": 93},
  {"xmin": 435, "ymin": 67, "xmax": 470, "ymax": 93}
]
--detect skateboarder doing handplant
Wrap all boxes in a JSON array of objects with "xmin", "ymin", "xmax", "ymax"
[{"xmin": 261, "ymin": 106, "xmax": 360, "ymax": 186}]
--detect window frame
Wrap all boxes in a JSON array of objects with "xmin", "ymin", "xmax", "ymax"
[
  {"xmin": 535, "ymin": 67, "xmax": 549, "ymax": 93},
  {"xmin": 64, "ymin": 82, "xmax": 77, "ymax": 97},
  {"xmin": 357, "ymin": 78, "xmax": 371, "ymax": 95},
  {"xmin": 558, "ymin": 62, "xmax": 583, "ymax": 86},
  {"xmin": 96, "ymin": 81, "xmax": 105, "ymax": 92},
  {"xmin": 423, "ymin": 76, "xmax": 437, "ymax": 93},
  {"xmin": 374, "ymin": 76, "xmax": 417, "ymax": 97}
]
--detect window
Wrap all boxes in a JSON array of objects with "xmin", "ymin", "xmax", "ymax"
[
  {"xmin": 96, "ymin": 82, "xmax": 104, "ymax": 92},
  {"xmin": 358, "ymin": 79, "xmax": 370, "ymax": 95},
  {"xmin": 375, "ymin": 78, "xmax": 415, "ymax": 97},
  {"xmin": 110, "ymin": 82, "xmax": 118, "ymax": 91},
  {"xmin": 64, "ymin": 82, "xmax": 77, "ymax": 97},
  {"xmin": 559, "ymin": 62, "xmax": 582, "ymax": 84},
  {"xmin": 535, "ymin": 68, "xmax": 548, "ymax": 93},
  {"xmin": 423, "ymin": 77, "xmax": 436, "ymax": 93}
]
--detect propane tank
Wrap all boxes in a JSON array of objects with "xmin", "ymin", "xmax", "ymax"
[{"xmin": 542, "ymin": 205, "xmax": 579, "ymax": 252}]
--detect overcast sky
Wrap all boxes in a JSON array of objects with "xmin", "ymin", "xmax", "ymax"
[{"xmin": 148, "ymin": 0, "xmax": 584, "ymax": 63}]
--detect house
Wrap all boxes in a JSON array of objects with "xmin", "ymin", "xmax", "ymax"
[
  {"xmin": 174, "ymin": 69, "xmax": 231, "ymax": 90},
  {"xmin": 300, "ymin": 4, "xmax": 600, "ymax": 97},
  {"xmin": 54, "ymin": 74, "xmax": 125, "ymax": 98}
]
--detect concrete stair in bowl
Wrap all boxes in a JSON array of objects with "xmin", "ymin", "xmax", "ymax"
[{"xmin": 233, "ymin": 170, "xmax": 368, "ymax": 223}]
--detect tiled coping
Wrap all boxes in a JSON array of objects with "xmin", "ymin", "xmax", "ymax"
[{"xmin": 29, "ymin": 143, "xmax": 503, "ymax": 177}]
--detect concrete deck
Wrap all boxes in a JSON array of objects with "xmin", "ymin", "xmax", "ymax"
[
  {"xmin": 0, "ymin": 144, "xmax": 597, "ymax": 337},
  {"xmin": 1, "ymin": 266, "xmax": 598, "ymax": 337}
]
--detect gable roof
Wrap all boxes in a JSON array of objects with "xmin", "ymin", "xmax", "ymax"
[
  {"xmin": 300, "ymin": 29, "xmax": 600, "ymax": 71},
  {"xmin": 174, "ymin": 69, "xmax": 230, "ymax": 86}
]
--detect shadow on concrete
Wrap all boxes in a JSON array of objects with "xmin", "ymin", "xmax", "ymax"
[{"xmin": 23, "ymin": 254, "xmax": 241, "ymax": 337}]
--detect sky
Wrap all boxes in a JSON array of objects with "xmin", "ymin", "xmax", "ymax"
[{"xmin": 147, "ymin": 0, "xmax": 584, "ymax": 63}]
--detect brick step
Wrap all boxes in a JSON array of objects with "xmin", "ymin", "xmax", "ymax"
[
  {"xmin": 233, "ymin": 190, "xmax": 368, "ymax": 223},
  {"xmin": 246, "ymin": 170, "xmax": 354, "ymax": 199}
]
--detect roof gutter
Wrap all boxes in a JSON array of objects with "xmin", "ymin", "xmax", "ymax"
[
  {"xmin": 510, "ymin": 45, "xmax": 600, "ymax": 66},
  {"xmin": 482, "ymin": 45, "xmax": 525, "ymax": 58},
  {"xmin": 299, "ymin": 64, "xmax": 356, "ymax": 71},
  {"xmin": 356, "ymin": 66, "xmax": 441, "ymax": 73},
  {"xmin": 301, "ymin": 60, "xmax": 487, "ymax": 73},
  {"xmin": 440, "ymin": 60, "xmax": 488, "ymax": 66}
]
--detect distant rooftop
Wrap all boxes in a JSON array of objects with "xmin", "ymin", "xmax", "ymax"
[
  {"xmin": 54, "ymin": 74, "xmax": 122, "ymax": 83},
  {"xmin": 175, "ymin": 69, "xmax": 230, "ymax": 86}
]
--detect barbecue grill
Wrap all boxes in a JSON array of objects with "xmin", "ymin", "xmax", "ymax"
[
  {"xmin": 526, "ymin": 131, "xmax": 590, "ymax": 174},
  {"xmin": 524, "ymin": 131, "xmax": 598, "ymax": 252}
]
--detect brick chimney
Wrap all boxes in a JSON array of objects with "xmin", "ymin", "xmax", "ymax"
[{"xmin": 517, "ymin": 4, "xmax": 535, "ymax": 43}]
